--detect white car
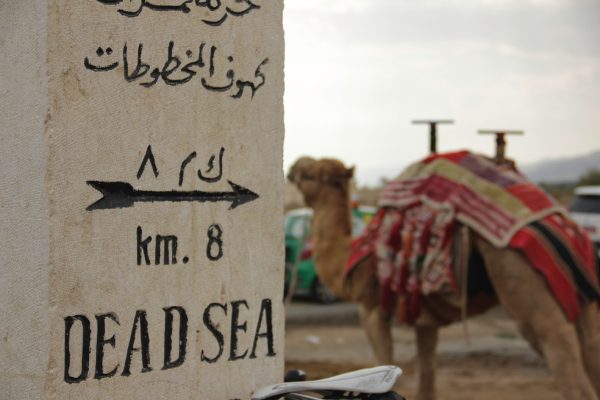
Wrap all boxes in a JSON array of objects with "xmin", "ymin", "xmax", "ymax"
[{"xmin": 570, "ymin": 186, "xmax": 600, "ymax": 253}]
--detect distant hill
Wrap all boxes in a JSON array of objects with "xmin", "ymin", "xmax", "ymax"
[{"xmin": 521, "ymin": 151, "xmax": 600, "ymax": 183}]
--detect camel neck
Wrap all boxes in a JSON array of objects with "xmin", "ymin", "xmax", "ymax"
[
  {"xmin": 312, "ymin": 192, "xmax": 352, "ymax": 239},
  {"xmin": 310, "ymin": 190, "xmax": 352, "ymax": 296}
]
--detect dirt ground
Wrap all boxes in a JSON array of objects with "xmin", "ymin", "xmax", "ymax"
[{"xmin": 284, "ymin": 304, "xmax": 560, "ymax": 400}]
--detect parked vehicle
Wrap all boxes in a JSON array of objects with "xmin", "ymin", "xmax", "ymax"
[
  {"xmin": 570, "ymin": 185, "xmax": 600, "ymax": 255},
  {"xmin": 284, "ymin": 205, "xmax": 376, "ymax": 302}
]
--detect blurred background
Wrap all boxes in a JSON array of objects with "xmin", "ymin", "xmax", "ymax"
[
  {"xmin": 284, "ymin": 0, "xmax": 600, "ymax": 207},
  {"xmin": 281, "ymin": 1, "xmax": 600, "ymax": 398}
]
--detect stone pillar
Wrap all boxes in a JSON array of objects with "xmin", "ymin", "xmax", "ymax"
[{"xmin": 1, "ymin": 1, "xmax": 284, "ymax": 398}]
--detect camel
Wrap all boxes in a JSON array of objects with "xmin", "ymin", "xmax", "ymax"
[{"xmin": 287, "ymin": 156, "xmax": 600, "ymax": 400}]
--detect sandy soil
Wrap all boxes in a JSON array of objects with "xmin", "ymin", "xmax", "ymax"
[{"xmin": 284, "ymin": 306, "xmax": 561, "ymax": 400}]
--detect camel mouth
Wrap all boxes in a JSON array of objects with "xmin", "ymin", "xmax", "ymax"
[
  {"xmin": 285, "ymin": 171, "xmax": 296, "ymax": 183},
  {"xmin": 288, "ymin": 172, "xmax": 317, "ymax": 184},
  {"xmin": 288, "ymin": 157, "xmax": 317, "ymax": 185}
]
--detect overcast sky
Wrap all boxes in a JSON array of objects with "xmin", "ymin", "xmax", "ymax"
[{"xmin": 283, "ymin": 0, "xmax": 600, "ymax": 185}]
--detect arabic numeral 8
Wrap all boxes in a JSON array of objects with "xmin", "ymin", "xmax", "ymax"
[{"xmin": 207, "ymin": 224, "xmax": 223, "ymax": 261}]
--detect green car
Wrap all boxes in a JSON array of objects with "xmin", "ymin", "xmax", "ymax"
[{"xmin": 284, "ymin": 205, "xmax": 376, "ymax": 303}]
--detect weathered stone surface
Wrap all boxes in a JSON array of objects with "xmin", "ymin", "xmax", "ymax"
[{"xmin": 1, "ymin": 1, "xmax": 284, "ymax": 398}]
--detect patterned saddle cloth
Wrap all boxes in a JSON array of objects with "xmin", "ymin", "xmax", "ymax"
[{"xmin": 346, "ymin": 151, "xmax": 600, "ymax": 322}]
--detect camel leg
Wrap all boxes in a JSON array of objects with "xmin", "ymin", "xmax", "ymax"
[
  {"xmin": 414, "ymin": 324, "xmax": 438, "ymax": 400},
  {"xmin": 357, "ymin": 304, "xmax": 393, "ymax": 364},
  {"xmin": 577, "ymin": 302, "xmax": 600, "ymax": 396},
  {"xmin": 477, "ymin": 239, "xmax": 598, "ymax": 400}
]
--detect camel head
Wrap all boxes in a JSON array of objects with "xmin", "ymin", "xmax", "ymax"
[{"xmin": 288, "ymin": 157, "xmax": 354, "ymax": 207}]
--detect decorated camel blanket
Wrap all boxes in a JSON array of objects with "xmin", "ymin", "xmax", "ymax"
[{"xmin": 346, "ymin": 151, "xmax": 600, "ymax": 322}]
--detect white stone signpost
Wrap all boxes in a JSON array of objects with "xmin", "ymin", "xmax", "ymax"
[{"xmin": 0, "ymin": 1, "xmax": 284, "ymax": 398}]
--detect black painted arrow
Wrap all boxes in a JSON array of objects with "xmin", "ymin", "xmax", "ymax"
[{"xmin": 86, "ymin": 180, "xmax": 259, "ymax": 211}]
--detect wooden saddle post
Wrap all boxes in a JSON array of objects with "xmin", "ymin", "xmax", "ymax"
[
  {"xmin": 412, "ymin": 119, "xmax": 454, "ymax": 154},
  {"xmin": 478, "ymin": 129, "xmax": 524, "ymax": 164}
]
